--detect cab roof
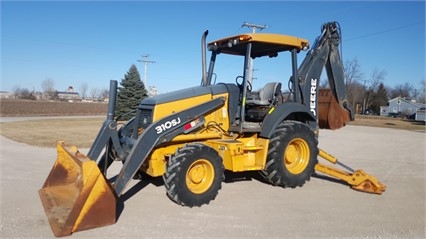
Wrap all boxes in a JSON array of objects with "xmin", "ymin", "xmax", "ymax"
[{"xmin": 208, "ymin": 33, "xmax": 309, "ymax": 58}]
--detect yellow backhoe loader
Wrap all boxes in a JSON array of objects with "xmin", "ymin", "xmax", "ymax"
[{"xmin": 39, "ymin": 21, "xmax": 386, "ymax": 237}]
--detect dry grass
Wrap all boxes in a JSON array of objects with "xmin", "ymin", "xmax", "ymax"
[
  {"xmin": 0, "ymin": 99, "xmax": 107, "ymax": 117},
  {"xmin": 349, "ymin": 114, "xmax": 426, "ymax": 131},
  {"xmin": 0, "ymin": 118, "xmax": 104, "ymax": 148},
  {"xmin": 0, "ymin": 115, "xmax": 424, "ymax": 148},
  {"xmin": 1, "ymin": 99, "xmax": 423, "ymax": 148}
]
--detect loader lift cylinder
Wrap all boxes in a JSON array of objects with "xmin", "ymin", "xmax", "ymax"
[
  {"xmin": 103, "ymin": 80, "xmax": 118, "ymax": 174},
  {"xmin": 87, "ymin": 80, "xmax": 125, "ymax": 163}
]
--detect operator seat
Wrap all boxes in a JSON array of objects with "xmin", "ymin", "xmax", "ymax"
[
  {"xmin": 246, "ymin": 82, "xmax": 282, "ymax": 106},
  {"xmin": 245, "ymin": 82, "xmax": 282, "ymax": 122}
]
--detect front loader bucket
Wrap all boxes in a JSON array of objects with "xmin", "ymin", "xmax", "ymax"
[
  {"xmin": 318, "ymin": 89, "xmax": 351, "ymax": 129},
  {"xmin": 38, "ymin": 141, "xmax": 117, "ymax": 237}
]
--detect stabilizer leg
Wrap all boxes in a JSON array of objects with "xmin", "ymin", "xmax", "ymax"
[{"xmin": 315, "ymin": 149, "xmax": 386, "ymax": 194}]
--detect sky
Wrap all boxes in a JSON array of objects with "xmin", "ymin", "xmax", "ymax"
[{"xmin": 1, "ymin": 0, "xmax": 425, "ymax": 95}]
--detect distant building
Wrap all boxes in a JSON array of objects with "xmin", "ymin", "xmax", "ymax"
[
  {"xmin": 0, "ymin": 91, "xmax": 13, "ymax": 99},
  {"xmin": 415, "ymin": 107, "xmax": 426, "ymax": 122},
  {"xmin": 381, "ymin": 97, "xmax": 426, "ymax": 120},
  {"xmin": 57, "ymin": 91, "xmax": 80, "ymax": 101},
  {"xmin": 56, "ymin": 86, "xmax": 81, "ymax": 101}
]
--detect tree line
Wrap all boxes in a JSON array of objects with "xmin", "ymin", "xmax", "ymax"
[
  {"xmin": 8, "ymin": 64, "xmax": 148, "ymax": 122},
  {"xmin": 11, "ymin": 78, "xmax": 109, "ymax": 101},
  {"xmin": 339, "ymin": 58, "xmax": 425, "ymax": 115},
  {"xmin": 10, "ymin": 60, "xmax": 425, "ymax": 117}
]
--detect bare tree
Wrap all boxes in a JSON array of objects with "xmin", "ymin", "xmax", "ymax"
[
  {"xmin": 389, "ymin": 82, "xmax": 414, "ymax": 99},
  {"xmin": 418, "ymin": 79, "xmax": 426, "ymax": 103},
  {"xmin": 12, "ymin": 85, "xmax": 21, "ymax": 98},
  {"xmin": 343, "ymin": 58, "xmax": 363, "ymax": 108},
  {"xmin": 41, "ymin": 78, "xmax": 56, "ymax": 99},
  {"xmin": 349, "ymin": 81, "xmax": 365, "ymax": 113},
  {"xmin": 369, "ymin": 68, "xmax": 387, "ymax": 89},
  {"xmin": 12, "ymin": 86, "xmax": 36, "ymax": 100},
  {"xmin": 90, "ymin": 87, "xmax": 100, "ymax": 101},
  {"xmin": 79, "ymin": 83, "xmax": 88, "ymax": 100},
  {"xmin": 99, "ymin": 88, "xmax": 109, "ymax": 101},
  {"xmin": 409, "ymin": 79, "xmax": 426, "ymax": 103},
  {"xmin": 365, "ymin": 68, "xmax": 387, "ymax": 109}
]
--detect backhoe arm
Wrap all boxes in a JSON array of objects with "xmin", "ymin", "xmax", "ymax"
[{"xmin": 296, "ymin": 21, "xmax": 355, "ymax": 129}]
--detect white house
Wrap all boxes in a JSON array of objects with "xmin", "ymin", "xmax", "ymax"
[
  {"xmin": 57, "ymin": 92, "xmax": 81, "ymax": 101},
  {"xmin": 381, "ymin": 97, "xmax": 426, "ymax": 119},
  {"xmin": 57, "ymin": 86, "xmax": 81, "ymax": 101}
]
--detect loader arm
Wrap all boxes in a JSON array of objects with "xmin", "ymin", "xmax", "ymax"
[{"xmin": 112, "ymin": 96, "xmax": 226, "ymax": 197}]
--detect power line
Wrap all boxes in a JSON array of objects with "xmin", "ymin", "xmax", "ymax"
[{"xmin": 345, "ymin": 21, "xmax": 423, "ymax": 42}]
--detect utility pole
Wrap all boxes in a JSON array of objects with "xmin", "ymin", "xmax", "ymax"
[
  {"xmin": 242, "ymin": 22, "xmax": 267, "ymax": 86},
  {"xmin": 137, "ymin": 54, "xmax": 156, "ymax": 87}
]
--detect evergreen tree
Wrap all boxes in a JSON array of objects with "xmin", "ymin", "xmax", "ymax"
[
  {"xmin": 370, "ymin": 83, "xmax": 388, "ymax": 114},
  {"xmin": 115, "ymin": 64, "xmax": 148, "ymax": 120}
]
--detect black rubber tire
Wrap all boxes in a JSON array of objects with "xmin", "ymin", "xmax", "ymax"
[
  {"xmin": 163, "ymin": 143, "xmax": 224, "ymax": 207},
  {"xmin": 260, "ymin": 121, "xmax": 318, "ymax": 188}
]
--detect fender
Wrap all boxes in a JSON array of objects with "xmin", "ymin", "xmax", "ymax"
[{"xmin": 260, "ymin": 102, "xmax": 317, "ymax": 139}]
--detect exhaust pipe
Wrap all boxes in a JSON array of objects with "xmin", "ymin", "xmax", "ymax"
[
  {"xmin": 107, "ymin": 80, "xmax": 118, "ymax": 121},
  {"xmin": 201, "ymin": 30, "xmax": 208, "ymax": 86}
]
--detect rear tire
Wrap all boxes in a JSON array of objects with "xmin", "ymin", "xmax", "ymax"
[
  {"xmin": 261, "ymin": 121, "xmax": 318, "ymax": 188},
  {"xmin": 163, "ymin": 143, "xmax": 224, "ymax": 207}
]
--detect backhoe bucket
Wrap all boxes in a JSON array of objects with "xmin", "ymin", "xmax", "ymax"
[
  {"xmin": 318, "ymin": 89, "xmax": 351, "ymax": 129},
  {"xmin": 38, "ymin": 141, "xmax": 117, "ymax": 237}
]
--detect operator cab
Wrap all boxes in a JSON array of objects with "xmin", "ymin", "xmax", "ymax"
[{"xmin": 202, "ymin": 32, "xmax": 309, "ymax": 132}]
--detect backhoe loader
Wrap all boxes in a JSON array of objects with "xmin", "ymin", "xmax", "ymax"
[{"xmin": 39, "ymin": 21, "xmax": 386, "ymax": 237}]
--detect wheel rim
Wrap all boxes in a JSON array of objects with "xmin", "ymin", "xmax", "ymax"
[
  {"xmin": 284, "ymin": 138, "xmax": 310, "ymax": 174},
  {"xmin": 186, "ymin": 159, "xmax": 215, "ymax": 194}
]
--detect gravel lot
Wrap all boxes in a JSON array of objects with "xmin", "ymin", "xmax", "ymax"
[{"xmin": 0, "ymin": 125, "xmax": 425, "ymax": 239}]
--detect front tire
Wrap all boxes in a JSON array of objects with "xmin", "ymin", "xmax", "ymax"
[
  {"xmin": 163, "ymin": 143, "xmax": 224, "ymax": 207},
  {"xmin": 261, "ymin": 121, "xmax": 318, "ymax": 188}
]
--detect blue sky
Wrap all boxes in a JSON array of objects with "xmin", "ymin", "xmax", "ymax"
[{"xmin": 1, "ymin": 1, "xmax": 425, "ymax": 94}]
